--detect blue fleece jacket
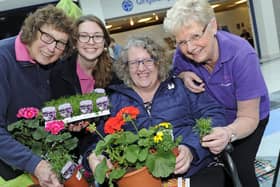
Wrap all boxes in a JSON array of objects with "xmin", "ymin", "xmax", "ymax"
[
  {"xmin": 84, "ymin": 77, "xmax": 226, "ymax": 177},
  {"xmin": 0, "ymin": 37, "xmax": 54, "ymax": 175}
]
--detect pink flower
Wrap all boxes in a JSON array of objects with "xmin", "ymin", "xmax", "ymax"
[
  {"xmin": 45, "ymin": 120, "xmax": 65, "ymax": 135},
  {"xmin": 16, "ymin": 107, "xmax": 39, "ymax": 119},
  {"xmin": 83, "ymin": 170, "xmax": 92, "ymax": 178}
]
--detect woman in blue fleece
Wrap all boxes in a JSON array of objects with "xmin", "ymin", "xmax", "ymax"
[
  {"xmin": 86, "ymin": 36, "xmax": 227, "ymax": 186},
  {"xmin": 0, "ymin": 5, "xmax": 73, "ymax": 187}
]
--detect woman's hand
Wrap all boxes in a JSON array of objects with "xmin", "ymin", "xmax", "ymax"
[
  {"xmin": 88, "ymin": 152, "xmax": 113, "ymax": 174},
  {"xmin": 68, "ymin": 120, "xmax": 89, "ymax": 132},
  {"xmin": 178, "ymin": 71, "xmax": 205, "ymax": 93},
  {"xmin": 201, "ymin": 127, "xmax": 232, "ymax": 154},
  {"xmin": 202, "ymin": 98, "xmax": 260, "ymax": 154},
  {"xmin": 34, "ymin": 160, "xmax": 63, "ymax": 187},
  {"xmin": 174, "ymin": 145, "xmax": 193, "ymax": 174}
]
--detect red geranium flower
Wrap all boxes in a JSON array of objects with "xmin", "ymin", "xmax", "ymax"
[
  {"xmin": 104, "ymin": 116, "xmax": 125, "ymax": 134},
  {"xmin": 116, "ymin": 106, "xmax": 140, "ymax": 121}
]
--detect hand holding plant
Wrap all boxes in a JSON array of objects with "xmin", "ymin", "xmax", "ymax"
[
  {"xmin": 87, "ymin": 106, "xmax": 182, "ymax": 187},
  {"xmin": 8, "ymin": 107, "xmax": 78, "ymax": 182}
]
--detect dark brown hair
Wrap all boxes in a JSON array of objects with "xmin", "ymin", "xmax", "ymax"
[{"xmin": 74, "ymin": 15, "xmax": 113, "ymax": 88}]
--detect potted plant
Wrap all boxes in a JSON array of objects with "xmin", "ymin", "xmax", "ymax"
[
  {"xmin": 7, "ymin": 107, "xmax": 91, "ymax": 187},
  {"xmin": 87, "ymin": 106, "xmax": 182, "ymax": 187}
]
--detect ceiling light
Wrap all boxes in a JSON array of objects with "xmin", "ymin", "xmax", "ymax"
[
  {"xmin": 137, "ymin": 17, "xmax": 152, "ymax": 23},
  {"xmin": 211, "ymin": 4, "xmax": 220, "ymax": 9},
  {"xmin": 110, "ymin": 26, "xmax": 122, "ymax": 31},
  {"xmin": 106, "ymin": 25, "xmax": 112, "ymax": 29},
  {"xmin": 227, "ymin": 4, "xmax": 237, "ymax": 8},
  {"xmin": 155, "ymin": 15, "xmax": 159, "ymax": 21},
  {"xmin": 130, "ymin": 18, "xmax": 134, "ymax": 26},
  {"xmin": 235, "ymin": 0, "xmax": 247, "ymax": 5}
]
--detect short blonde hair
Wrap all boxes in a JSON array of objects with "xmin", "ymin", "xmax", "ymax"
[
  {"xmin": 113, "ymin": 36, "xmax": 170, "ymax": 87},
  {"xmin": 164, "ymin": 0, "xmax": 214, "ymax": 35}
]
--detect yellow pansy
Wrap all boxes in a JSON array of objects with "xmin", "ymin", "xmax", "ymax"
[
  {"xmin": 154, "ymin": 131, "xmax": 164, "ymax": 143},
  {"xmin": 158, "ymin": 122, "xmax": 171, "ymax": 129}
]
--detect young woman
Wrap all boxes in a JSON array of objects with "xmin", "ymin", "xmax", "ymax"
[{"xmin": 50, "ymin": 15, "xmax": 121, "ymax": 155}]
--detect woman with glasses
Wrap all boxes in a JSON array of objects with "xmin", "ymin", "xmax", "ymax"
[
  {"xmin": 164, "ymin": 0, "xmax": 269, "ymax": 186},
  {"xmin": 85, "ymin": 36, "xmax": 227, "ymax": 187},
  {"xmin": 49, "ymin": 15, "xmax": 121, "ymax": 155},
  {"xmin": 0, "ymin": 5, "xmax": 73, "ymax": 187}
]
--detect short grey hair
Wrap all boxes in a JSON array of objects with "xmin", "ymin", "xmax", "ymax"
[
  {"xmin": 113, "ymin": 36, "xmax": 170, "ymax": 87},
  {"xmin": 164, "ymin": 0, "xmax": 215, "ymax": 35}
]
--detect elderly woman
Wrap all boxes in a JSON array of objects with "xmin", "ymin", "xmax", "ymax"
[
  {"xmin": 163, "ymin": 0, "xmax": 270, "ymax": 186},
  {"xmin": 0, "ymin": 5, "xmax": 73, "ymax": 187},
  {"xmin": 85, "ymin": 36, "xmax": 227, "ymax": 186}
]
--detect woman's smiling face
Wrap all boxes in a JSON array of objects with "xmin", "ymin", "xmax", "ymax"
[
  {"xmin": 77, "ymin": 20, "xmax": 105, "ymax": 62},
  {"xmin": 175, "ymin": 19, "xmax": 218, "ymax": 64},
  {"xmin": 127, "ymin": 46, "xmax": 159, "ymax": 90}
]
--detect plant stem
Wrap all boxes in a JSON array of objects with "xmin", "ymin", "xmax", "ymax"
[
  {"xmin": 95, "ymin": 130, "xmax": 104, "ymax": 140},
  {"xmin": 130, "ymin": 120, "xmax": 139, "ymax": 133}
]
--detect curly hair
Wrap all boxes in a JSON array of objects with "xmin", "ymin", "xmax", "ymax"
[
  {"xmin": 20, "ymin": 5, "xmax": 74, "ymax": 57},
  {"xmin": 114, "ymin": 36, "xmax": 170, "ymax": 87},
  {"xmin": 163, "ymin": 0, "xmax": 214, "ymax": 35},
  {"xmin": 74, "ymin": 15, "xmax": 113, "ymax": 88}
]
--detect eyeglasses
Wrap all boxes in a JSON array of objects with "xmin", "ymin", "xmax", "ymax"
[
  {"xmin": 127, "ymin": 58, "xmax": 155, "ymax": 69},
  {"xmin": 176, "ymin": 23, "xmax": 209, "ymax": 49},
  {"xmin": 38, "ymin": 29, "xmax": 67, "ymax": 50},
  {"xmin": 78, "ymin": 33, "xmax": 104, "ymax": 43}
]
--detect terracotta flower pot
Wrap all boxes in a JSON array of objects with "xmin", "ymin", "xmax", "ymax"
[
  {"xmin": 117, "ymin": 167, "xmax": 161, "ymax": 187},
  {"xmin": 63, "ymin": 168, "xmax": 89, "ymax": 187},
  {"xmin": 29, "ymin": 169, "xmax": 90, "ymax": 187},
  {"xmin": 29, "ymin": 175, "xmax": 40, "ymax": 186}
]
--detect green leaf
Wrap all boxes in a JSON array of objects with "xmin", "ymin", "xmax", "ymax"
[
  {"xmin": 138, "ymin": 128, "xmax": 154, "ymax": 138},
  {"xmin": 95, "ymin": 140, "xmax": 107, "ymax": 155},
  {"xmin": 109, "ymin": 168, "xmax": 126, "ymax": 180},
  {"xmin": 116, "ymin": 131, "xmax": 138, "ymax": 145},
  {"xmin": 63, "ymin": 137, "xmax": 78, "ymax": 151},
  {"xmin": 125, "ymin": 144, "xmax": 139, "ymax": 163},
  {"xmin": 138, "ymin": 148, "xmax": 148, "ymax": 162},
  {"xmin": 146, "ymin": 150, "xmax": 175, "ymax": 178},
  {"xmin": 7, "ymin": 121, "xmax": 21, "ymax": 131},
  {"xmin": 193, "ymin": 118, "xmax": 213, "ymax": 138},
  {"xmin": 94, "ymin": 159, "xmax": 109, "ymax": 184},
  {"xmin": 33, "ymin": 127, "xmax": 48, "ymax": 140},
  {"xmin": 31, "ymin": 142, "xmax": 44, "ymax": 155}
]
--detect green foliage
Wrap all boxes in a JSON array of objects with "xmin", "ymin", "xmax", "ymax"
[
  {"xmin": 56, "ymin": 0, "xmax": 82, "ymax": 20},
  {"xmin": 7, "ymin": 116, "xmax": 78, "ymax": 181},
  {"xmin": 193, "ymin": 118, "xmax": 213, "ymax": 139},
  {"xmin": 93, "ymin": 122, "xmax": 181, "ymax": 187},
  {"xmin": 46, "ymin": 150, "xmax": 72, "ymax": 181}
]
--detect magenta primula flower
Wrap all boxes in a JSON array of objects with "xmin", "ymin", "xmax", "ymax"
[
  {"xmin": 45, "ymin": 120, "xmax": 65, "ymax": 135},
  {"xmin": 16, "ymin": 107, "xmax": 39, "ymax": 119}
]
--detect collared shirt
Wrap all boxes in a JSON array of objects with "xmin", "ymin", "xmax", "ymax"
[
  {"xmin": 15, "ymin": 34, "xmax": 36, "ymax": 63},
  {"xmin": 173, "ymin": 30, "xmax": 270, "ymax": 123},
  {"xmin": 76, "ymin": 61, "xmax": 95, "ymax": 94}
]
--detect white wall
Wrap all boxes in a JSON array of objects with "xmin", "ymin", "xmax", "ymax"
[
  {"xmin": 111, "ymin": 24, "xmax": 171, "ymax": 49},
  {"xmin": 251, "ymin": 0, "xmax": 280, "ymax": 60},
  {"xmin": 111, "ymin": 5, "xmax": 253, "ymax": 50},
  {"xmin": 215, "ymin": 5, "xmax": 252, "ymax": 36}
]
